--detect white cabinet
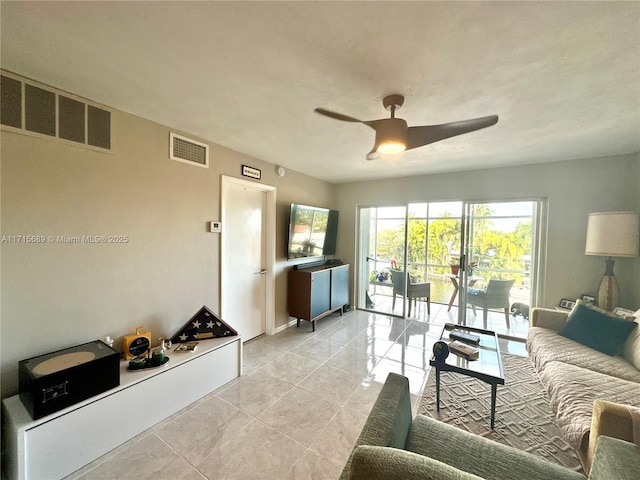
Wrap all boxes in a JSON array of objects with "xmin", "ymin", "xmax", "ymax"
[{"xmin": 2, "ymin": 336, "xmax": 241, "ymax": 480}]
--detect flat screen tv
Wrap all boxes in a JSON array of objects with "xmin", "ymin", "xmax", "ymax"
[{"xmin": 287, "ymin": 203, "xmax": 339, "ymax": 260}]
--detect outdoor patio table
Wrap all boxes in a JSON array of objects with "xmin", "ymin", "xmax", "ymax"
[{"xmin": 445, "ymin": 274, "xmax": 483, "ymax": 311}]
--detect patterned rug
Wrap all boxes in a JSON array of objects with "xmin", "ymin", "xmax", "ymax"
[{"xmin": 418, "ymin": 353, "xmax": 583, "ymax": 473}]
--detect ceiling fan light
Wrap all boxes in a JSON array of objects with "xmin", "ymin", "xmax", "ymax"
[
  {"xmin": 374, "ymin": 118, "xmax": 408, "ymax": 156},
  {"xmin": 377, "ymin": 142, "xmax": 406, "ymax": 155}
]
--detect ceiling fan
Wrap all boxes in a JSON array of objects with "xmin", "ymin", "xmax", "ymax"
[{"xmin": 314, "ymin": 94, "xmax": 498, "ymax": 160}]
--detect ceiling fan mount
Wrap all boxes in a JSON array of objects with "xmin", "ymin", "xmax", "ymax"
[
  {"xmin": 382, "ymin": 94, "xmax": 404, "ymax": 113},
  {"xmin": 314, "ymin": 94, "xmax": 498, "ymax": 161}
]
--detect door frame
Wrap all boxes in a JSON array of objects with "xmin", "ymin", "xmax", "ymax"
[{"xmin": 220, "ymin": 175, "xmax": 276, "ymax": 336}]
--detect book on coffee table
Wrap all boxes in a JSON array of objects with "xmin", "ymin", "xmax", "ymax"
[
  {"xmin": 449, "ymin": 340, "xmax": 479, "ymax": 360},
  {"xmin": 449, "ymin": 329, "xmax": 481, "ymax": 345}
]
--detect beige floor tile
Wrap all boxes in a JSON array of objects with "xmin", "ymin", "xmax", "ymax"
[
  {"xmin": 59, "ymin": 307, "xmax": 526, "ymax": 479},
  {"xmin": 314, "ymin": 324, "xmax": 363, "ymax": 348},
  {"xmin": 179, "ymin": 470, "xmax": 208, "ymax": 480},
  {"xmin": 343, "ymin": 377, "xmax": 386, "ymax": 417},
  {"xmin": 63, "ymin": 431, "xmax": 155, "ymax": 479},
  {"xmin": 402, "ymin": 319, "xmax": 442, "ymax": 341},
  {"xmin": 310, "ymin": 407, "xmax": 368, "ymax": 466},
  {"xmin": 384, "ymin": 343, "xmax": 432, "ymax": 370},
  {"xmin": 284, "ymin": 449, "xmax": 344, "ymax": 480},
  {"xmin": 258, "ymin": 386, "xmax": 341, "ymax": 446},
  {"xmin": 368, "ymin": 357, "xmax": 428, "ymax": 395},
  {"xmin": 154, "ymin": 395, "xmax": 253, "ymax": 465},
  {"xmin": 242, "ymin": 339, "xmax": 287, "ymax": 374},
  {"xmin": 298, "ymin": 365, "xmax": 365, "ymax": 405},
  {"xmin": 499, "ymin": 337, "xmax": 528, "ymax": 356},
  {"xmin": 71, "ymin": 433, "xmax": 193, "ymax": 480},
  {"xmin": 216, "ymin": 370, "xmax": 294, "ymax": 416},
  {"xmin": 363, "ymin": 318, "xmax": 410, "ymax": 341},
  {"xmin": 343, "ymin": 331, "xmax": 395, "ymax": 358},
  {"xmin": 196, "ymin": 419, "xmax": 307, "ymax": 480},
  {"xmin": 256, "ymin": 351, "xmax": 322, "ymax": 384},
  {"xmin": 333, "ymin": 318, "xmax": 370, "ymax": 336},
  {"xmin": 325, "ymin": 347, "xmax": 380, "ymax": 376},
  {"xmin": 289, "ymin": 336, "xmax": 345, "ymax": 361},
  {"xmin": 261, "ymin": 327, "xmax": 314, "ymax": 350}
]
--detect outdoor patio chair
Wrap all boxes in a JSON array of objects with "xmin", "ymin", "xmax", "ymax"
[
  {"xmin": 390, "ymin": 270, "xmax": 431, "ymax": 317},
  {"xmin": 467, "ymin": 278, "xmax": 515, "ymax": 329}
]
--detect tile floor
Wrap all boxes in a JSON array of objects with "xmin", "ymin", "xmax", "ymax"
[
  {"xmin": 65, "ymin": 303, "xmax": 527, "ymax": 480},
  {"xmin": 368, "ymin": 293, "xmax": 532, "ymax": 339}
]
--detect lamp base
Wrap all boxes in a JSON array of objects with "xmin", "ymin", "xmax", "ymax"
[{"xmin": 597, "ymin": 258, "xmax": 619, "ymax": 311}]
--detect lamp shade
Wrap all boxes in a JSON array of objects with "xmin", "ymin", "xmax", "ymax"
[{"xmin": 585, "ymin": 212, "xmax": 639, "ymax": 257}]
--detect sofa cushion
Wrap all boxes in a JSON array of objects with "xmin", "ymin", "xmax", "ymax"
[
  {"xmin": 538, "ymin": 361, "xmax": 640, "ymax": 452},
  {"xmin": 622, "ymin": 311, "xmax": 640, "ymax": 370},
  {"xmin": 527, "ymin": 327, "xmax": 640, "ymax": 383},
  {"xmin": 348, "ymin": 445, "xmax": 483, "ymax": 480},
  {"xmin": 559, "ymin": 301, "xmax": 637, "ymax": 356},
  {"xmin": 405, "ymin": 415, "xmax": 585, "ymax": 480}
]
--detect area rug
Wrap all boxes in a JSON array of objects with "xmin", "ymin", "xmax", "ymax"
[{"xmin": 418, "ymin": 353, "xmax": 583, "ymax": 472}]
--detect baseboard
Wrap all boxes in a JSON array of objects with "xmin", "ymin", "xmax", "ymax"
[{"xmin": 272, "ymin": 318, "xmax": 298, "ymax": 335}]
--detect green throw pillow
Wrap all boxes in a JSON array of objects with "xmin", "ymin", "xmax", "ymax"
[{"xmin": 559, "ymin": 300, "xmax": 637, "ymax": 356}]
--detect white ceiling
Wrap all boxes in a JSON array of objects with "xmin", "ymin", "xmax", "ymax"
[{"xmin": 1, "ymin": 1, "xmax": 639, "ymax": 184}]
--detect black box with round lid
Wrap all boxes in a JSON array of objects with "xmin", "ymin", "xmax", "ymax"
[{"xmin": 18, "ymin": 340, "xmax": 119, "ymax": 420}]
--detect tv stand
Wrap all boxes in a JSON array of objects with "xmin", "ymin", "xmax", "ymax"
[
  {"xmin": 288, "ymin": 263, "xmax": 349, "ymax": 331},
  {"xmin": 292, "ymin": 259, "xmax": 326, "ymax": 270}
]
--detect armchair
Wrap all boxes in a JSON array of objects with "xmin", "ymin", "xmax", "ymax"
[
  {"xmin": 467, "ymin": 278, "xmax": 515, "ymax": 329},
  {"xmin": 341, "ymin": 374, "xmax": 640, "ymax": 480},
  {"xmin": 390, "ymin": 270, "xmax": 431, "ymax": 317}
]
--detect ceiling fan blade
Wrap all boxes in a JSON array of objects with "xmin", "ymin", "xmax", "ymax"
[
  {"xmin": 314, "ymin": 108, "xmax": 366, "ymax": 123},
  {"xmin": 365, "ymin": 146, "xmax": 380, "ymax": 161},
  {"xmin": 406, "ymin": 115, "xmax": 498, "ymax": 150}
]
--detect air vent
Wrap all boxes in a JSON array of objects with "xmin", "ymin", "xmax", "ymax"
[
  {"xmin": 170, "ymin": 132, "xmax": 209, "ymax": 168},
  {"xmin": 0, "ymin": 71, "xmax": 112, "ymax": 151}
]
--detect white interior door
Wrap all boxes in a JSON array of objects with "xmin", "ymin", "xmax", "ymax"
[{"xmin": 221, "ymin": 176, "xmax": 275, "ymax": 341}]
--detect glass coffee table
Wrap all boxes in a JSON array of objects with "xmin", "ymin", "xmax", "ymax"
[{"xmin": 430, "ymin": 324, "xmax": 505, "ymax": 429}]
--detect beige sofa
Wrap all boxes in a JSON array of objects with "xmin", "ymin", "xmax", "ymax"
[{"xmin": 526, "ymin": 306, "xmax": 640, "ymax": 472}]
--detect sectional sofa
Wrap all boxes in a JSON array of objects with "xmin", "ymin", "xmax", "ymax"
[{"xmin": 526, "ymin": 303, "xmax": 640, "ymax": 472}]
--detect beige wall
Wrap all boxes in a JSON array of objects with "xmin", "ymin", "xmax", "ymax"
[
  {"xmin": 334, "ymin": 153, "xmax": 640, "ymax": 312},
  {"xmin": 0, "ymin": 111, "xmax": 334, "ymax": 399},
  {"xmin": 2, "ymin": 103, "xmax": 638, "ymax": 401}
]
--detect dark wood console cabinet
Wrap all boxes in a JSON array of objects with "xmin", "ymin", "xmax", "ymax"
[{"xmin": 288, "ymin": 263, "xmax": 349, "ymax": 331}]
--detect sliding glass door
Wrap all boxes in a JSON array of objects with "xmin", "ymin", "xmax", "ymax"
[
  {"xmin": 357, "ymin": 199, "xmax": 545, "ymax": 338},
  {"xmin": 459, "ymin": 201, "xmax": 541, "ymax": 336},
  {"xmin": 357, "ymin": 206, "xmax": 411, "ymax": 318}
]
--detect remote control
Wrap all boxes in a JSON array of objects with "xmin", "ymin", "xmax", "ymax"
[
  {"xmin": 450, "ymin": 330, "xmax": 481, "ymax": 345},
  {"xmin": 449, "ymin": 340, "xmax": 480, "ymax": 360}
]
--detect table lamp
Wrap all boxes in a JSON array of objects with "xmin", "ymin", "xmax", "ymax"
[{"xmin": 585, "ymin": 212, "xmax": 639, "ymax": 311}]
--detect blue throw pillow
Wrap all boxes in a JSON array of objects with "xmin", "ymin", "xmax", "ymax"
[{"xmin": 559, "ymin": 300, "xmax": 637, "ymax": 356}]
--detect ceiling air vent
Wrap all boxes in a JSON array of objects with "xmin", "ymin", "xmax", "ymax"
[{"xmin": 170, "ymin": 132, "xmax": 209, "ymax": 168}]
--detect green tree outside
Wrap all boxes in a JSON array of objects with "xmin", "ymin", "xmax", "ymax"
[{"xmin": 373, "ymin": 209, "xmax": 531, "ymax": 286}]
